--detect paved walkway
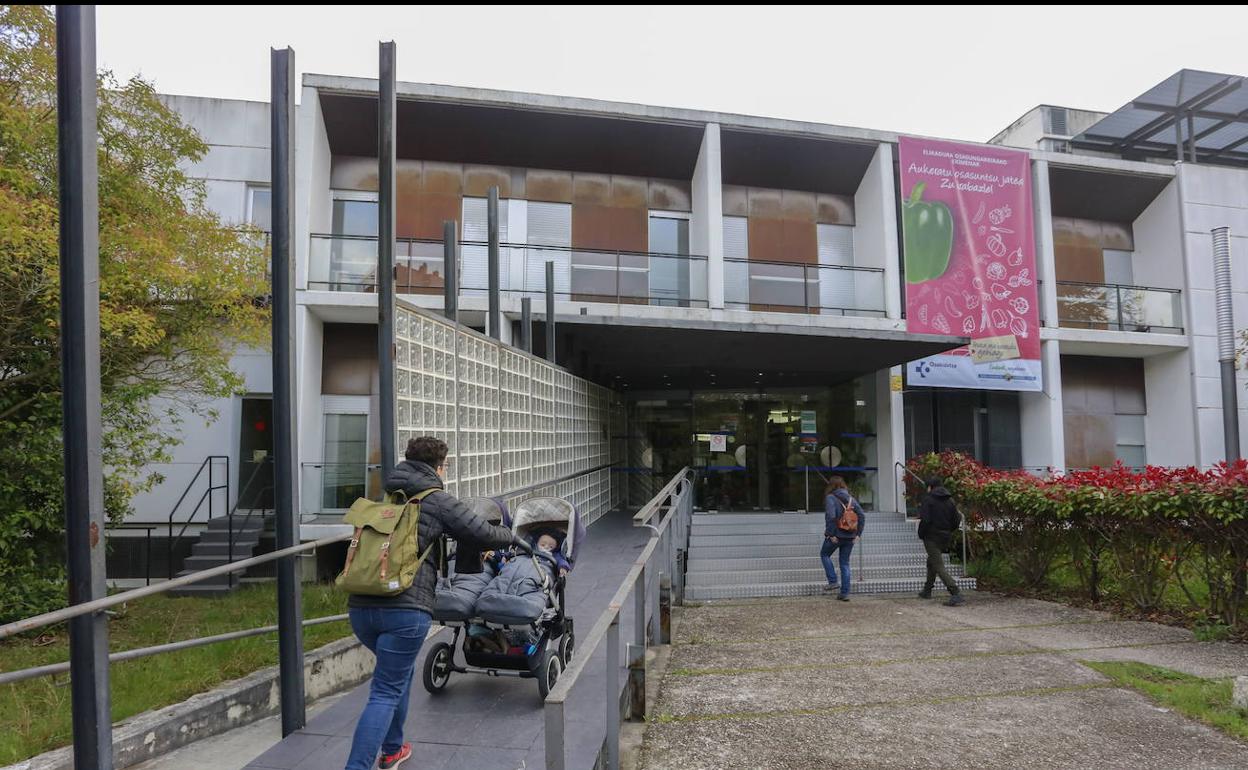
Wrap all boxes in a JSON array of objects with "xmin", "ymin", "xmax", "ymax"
[
  {"xmin": 243, "ymin": 510, "xmax": 649, "ymax": 770},
  {"xmin": 638, "ymin": 593, "xmax": 1248, "ymax": 770}
]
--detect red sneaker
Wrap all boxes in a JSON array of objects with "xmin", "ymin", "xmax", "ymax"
[{"xmin": 379, "ymin": 742, "xmax": 412, "ymax": 769}]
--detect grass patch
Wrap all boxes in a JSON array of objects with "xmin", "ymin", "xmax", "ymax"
[
  {"xmin": 1084, "ymin": 661, "xmax": 1248, "ymax": 742},
  {"xmin": 0, "ymin": 582, "xmax": 350, "ymax": 764}
]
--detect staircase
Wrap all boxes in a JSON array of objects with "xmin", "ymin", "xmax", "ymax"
[
  {"xmin": 684, "ymin": 511, "xmax": 975, "ymax": 600},
  {"xmin": 168, "ymin": 513, "xmax": 273, "ymax": 597}
]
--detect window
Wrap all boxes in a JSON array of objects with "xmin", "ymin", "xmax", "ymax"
[
  {"xmin": 816, "ymin": 223, "xmax": 855, "ymax": 311},
  {"xmin": 329, "ymin": 192, "xmax": 378, "ymax": 290},
  {"xmin": 247, "ymin": 186, "xmax": 272, "ymax": 232},
  {"xmin": 1114, "ymin": 414, "xmax": 1146, "ymax": 468},
  {"xmin": 648, "ymin": 212, "xmax": 690, "ymax": 306},
  {"xmin": 461, "ymin": 196, "xmax": 510, "ymax": 295},
  {"xmin": 1103, "ymin": 249, "xmax": 1134, "ymax": 286},
  {"xmin": 527, "ymin": 201, "xmax": 571, "ymax": 295},
  {"xmin": 322, "ymin": 413, "xmax": 368, "ymax": 510},
  {"xmin": 723, "ymin": 216, "xmax": 749, "ymax": 307}
]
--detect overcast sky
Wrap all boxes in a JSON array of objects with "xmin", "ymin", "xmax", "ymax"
[{"xmin": 97, "ymin": 5, "xmax": 1247, "ymax": 142}]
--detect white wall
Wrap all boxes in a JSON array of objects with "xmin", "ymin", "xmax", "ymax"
[
  {"xmin": 126, "ymin": 347, "xmax": 272, "ymax": 523},
  {"xmin": 1143, "ymin": 349, "xmax": 1198, "ymax": 466},
  {"xmin": 297, "ymin": 309, "xmax": 325, "ymax": 515},
  {"xmin": 876, "ymin": 367, "xmax": 905, "ymax": 511},
  {"xmin": 853, "ymin": 143, "xmax": 900, "ymax": 318},
  {"xmin": 692, "ymin": 123, "xmax": 724, "ymax": 308},
  {"xmin": 1132, "ymin": 179, "xmax": 1183, "ymax": 290},
  {"xmin": 297, "ymin": 86, "xmax": 332, "ymax": 291},
  {"xmin": 1177, "ymin": 163, "xmax": 1248, "ymax": 464},
  {"xmin": 161, "ymin": 95, "xmax": 270, "ymax": 223},
  {"xmin": 1021, "ymin": 340, "xmax": 1065, "ymax": 470}
]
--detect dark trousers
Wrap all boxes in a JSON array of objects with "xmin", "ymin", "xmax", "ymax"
[{"xmin": 923, "ymin": 538, "xmax": 959, "ymax": 595}]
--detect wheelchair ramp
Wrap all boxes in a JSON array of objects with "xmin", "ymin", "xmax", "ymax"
[
  {"xmin": 243, "ymin": 509, "xmax": 650, "ymax": 770},
  {"xmin": 684, "ymin": 511, "xmax": 975, "ymax": 600}
]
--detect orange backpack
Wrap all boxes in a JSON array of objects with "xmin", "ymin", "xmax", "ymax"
[{"xmin": 836, "ymin": 495, "xmax": 859, "ymax": 535}]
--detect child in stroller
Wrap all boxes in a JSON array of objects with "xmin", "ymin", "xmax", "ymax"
[{"xmin": 424, "ymin": 496, "xmax": 583, "ymax": 700}]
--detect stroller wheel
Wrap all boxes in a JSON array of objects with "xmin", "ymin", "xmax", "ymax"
[
  {"xmin": 422, "ymin": 641, "xmax": 454, "ymax": 693},
  {"xmin": 537, "ymin": 648, "xmax": 562, "ymax": 701},
  {"xmin": 559, "ymin": 619, "xmax": 575, "ymax": 665}
]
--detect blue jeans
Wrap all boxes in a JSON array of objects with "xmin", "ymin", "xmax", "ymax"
[
  {"xmin": 820, "ymin": 536, "xmax": 855, "ymax": 596},
  {"xmin": 344, "ymin": 607, "xmax": 432, "ymax": 770}
]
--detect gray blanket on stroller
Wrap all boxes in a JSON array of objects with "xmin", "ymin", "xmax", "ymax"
[
  {"xmin": 431, "ymin": 563, "xmax": 497, "ymax": 622},
  {"xmin": 474, "ymin": 556, "xmax": 551, "ymax": 626}
]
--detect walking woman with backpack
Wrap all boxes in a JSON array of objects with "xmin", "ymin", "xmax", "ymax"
[
  {"xmin": 821, "ymin": 476, "xmax": 865, "ymax": 601},
  {"xmin": 339, "ymin": 436, "xmax": 516, "ymax": 770}
]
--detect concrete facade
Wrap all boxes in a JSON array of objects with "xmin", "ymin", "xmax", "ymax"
[{"xmin": 119, "ymin": 74, "xmax": 1248, "ymax": 545}]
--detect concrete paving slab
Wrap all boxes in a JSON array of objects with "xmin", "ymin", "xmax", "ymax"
[
  {"xmin": 667, "ymin": 629, "xmax": 1037, "ymax": 673},
  {"xmin": 909, "ymin": 594, "xmax": 1115, "ymax": 629},
  {"xmin": 640, "ymin": 687, "xmax": 1248, "ymax": 770},
  {"xmin": 655, "ymin": 652, "xmax": 1107, "ymax": 719},
  {"xmin": 995, "ymin": 619, "xmax": 1195, "ymax": 650},
  {"xmin": 674, "ymin": 596, "xmax": 966, "ymax": 644},
  {"xmin": 1069, "ymin": 640, "xmax": 1248, "ymax": 680}
]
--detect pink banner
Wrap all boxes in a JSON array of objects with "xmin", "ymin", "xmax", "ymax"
[{"xmin": 899, "ymin": 137, "xmax": 1041, "ymax": 391}]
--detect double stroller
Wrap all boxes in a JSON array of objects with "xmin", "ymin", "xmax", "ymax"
[{"xmin": 422, "ymin": 496, "xmax": 583, "ymax": 700}]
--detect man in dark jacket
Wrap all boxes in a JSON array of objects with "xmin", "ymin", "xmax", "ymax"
[
  {"xmin": 918, "ymin": 478, "xmax": 964, "ymax": 606},
  {"xmin": 343, "ymin": 436, "xmax": 515, "ymax": 770},
  {"xmin": 821, "ymin": 476, "xmax": 865, "ymax": 601}
]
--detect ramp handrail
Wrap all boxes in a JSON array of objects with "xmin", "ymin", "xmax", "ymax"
[{"xmin": 543, "ymin": 467, "xmax": 695, "ymax": 770}]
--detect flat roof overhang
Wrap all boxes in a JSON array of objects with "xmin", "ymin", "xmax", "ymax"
[{"xmin": 546, "ymin": 316, "xmax": 967, "ymax": 391}]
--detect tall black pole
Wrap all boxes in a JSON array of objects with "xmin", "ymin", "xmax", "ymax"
[
  {"xmin": 521, "ymin": 296, "xmax": 532, "ymax": 353},
  {"xmin": 443, "ymin": 220, "xmax": 458, "ymax": 322},
  {"xmin": 378, "ymin": 42, "xmax": 397, "ymax": 469},
  {"xmin": 545, "ymin": 260, "xmax": 556, "ymax": 363},
  {"xmin": 270, "ymin": 46, "xmax": 305, "ymax": 735},
  {"xmin": 488, "ymin": 186, "xmax": 501, "ymax": 339},
  {"xmin": 56, "ymin": 8, "xmax": 112, "ymax": 769}
]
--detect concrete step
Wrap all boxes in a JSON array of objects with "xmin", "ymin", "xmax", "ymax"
[
  {"xmin": 198, "ymin": 528, "xmax": 265, "ymax": 544},
  {"xmin": 691, "ymin": 524, "xmax": 919, "ymax": 538},
  {"xmin": 687, "ymin": 555, "xmax": 959, "ymax": 573},
  {"xmin": 691, "ymin": 544, "xmax": 931, "ymax": 560},
  {"xmin": 691, "ymin": 532, "xmax": 921, "ymax": 547},
  {"xmin": 203, "ymin": 515, "xmax": 268, "ymax": 532},
  {"xmin": 191, "ymin": 540, "xmax": 261, "ymax": 557},
  {"xmin": 686, "ymin": 565, "xmax": 969, "ymax": 586},
  {"xmin": 685, "ymin": 576, "xmax": 977, "ymax": 600},
  {"xmin": 693, "ymin": 512, "xmax": 908, "ymax": 522}
]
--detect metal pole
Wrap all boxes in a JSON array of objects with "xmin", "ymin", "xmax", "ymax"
[
  {"xmin": 56, "ymin": 8, "xmax": 112, "ymax": 767},
  {"xmin": 544, "ymin": 700, "xmax": 566, "ymax": 770},
  {"xmin": 1212, "ymin": 227, "xmax": 1240, "ymax": 460},
  {"xmin": 606, "ymin": 616, "xmax": 621, "ymax": 770},
  {"xmin": 521, "ymin": 296, "xmax": 532, "ymax": 353},
  {"xmin": 443, "ymin": 220, "xmax": 458, "ymax": 322},
  {"xmin": 488, "ymin": 186, "xmax": 502, "ymax": 339},
  {"xmin": 270, "ymin": 46, "xmax": 305, "ymax": 736},
  {"xmin": 545, "ymin": 260, "xmax": 556, "ymax": 363},
  {"xmin": 378, "ymin": 41, "xmax": 397, "ymax": 470},
  {"xmin": 1187, "ymin": 112, "xmax": 1198, "ymax": 163}
]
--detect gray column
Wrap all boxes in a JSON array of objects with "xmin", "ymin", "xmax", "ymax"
[
  {"xmin": 545, "ymin": 261, "xmax": 556, "ymax": 363},
  {"xmin": 488, "ymin": 186, "xmax": 501, "ymax": 339},
  {"xmin": 270, "ymin": 46, "xmax": 305, "ymax": 735},
  {"xmin": 443, "ymin": 220, "xmax": 458, "ymax": 322},
  {"xmin": 56, "ymin": 7, "xmax": 113, "ymax": 768},
  {"xmin": 377, "ymin": 41, "xmax": 397, "ymax": 470}
]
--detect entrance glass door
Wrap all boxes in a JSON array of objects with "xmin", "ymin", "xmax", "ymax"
[{"xmin": 238, "ymin": 397, "xmax": 274, "ymax": 509}]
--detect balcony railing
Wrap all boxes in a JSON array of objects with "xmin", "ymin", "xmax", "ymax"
[
  {"xmin": 309, "ymin": 234, "xmax": 884, "ymax": 316},
  {"xmin": 1054, "ymin": 280, "xmax": 1183, "ymax": 334},
  {"xmin": 309, "ymin": 234, "xmax": 710, "ymax": 307},
  {"xmin": 724, "ymin": 258, "xmax": 886, "ymax": 317}
]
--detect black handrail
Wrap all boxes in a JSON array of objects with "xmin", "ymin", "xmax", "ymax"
[
  {"xmin": 227, "ymin": 458, "xmax": 275, "ymax": 568},
  {"xmin": 166, "ymin": 456, "xmax": 229, "ymax": 579}
]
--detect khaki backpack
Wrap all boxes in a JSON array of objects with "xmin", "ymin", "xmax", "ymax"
[{"xmin": 335, "ymin": 489, "xmax": 436, "ymax": 596}]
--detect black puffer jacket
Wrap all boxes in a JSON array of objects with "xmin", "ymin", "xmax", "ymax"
[
  {"xmin": 917, "ymin": 486, "xmax": 962, "ymax": 546},
  {"xmin": 347, "ymin": 460, "xmax": 514, "ymax": 614}
]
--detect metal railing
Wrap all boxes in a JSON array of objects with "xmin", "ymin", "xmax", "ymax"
[
  {"xmin": 544, "ymin": 467, "xmax": 694, "ymax": 770},
  {"xmin": 724, "ymin": 257, "xmax": 886, "ymax": 317},
  {"xmin": 165, "ymin": 455, "xmax": 229, "ymax": 579},
  {"xmin": 308, "ymin": 235, "xmax": 711, "ymax": 308},
  {"xmin": 1054, "ymin": 280, "xmax": 1183, "ymax": 333}
]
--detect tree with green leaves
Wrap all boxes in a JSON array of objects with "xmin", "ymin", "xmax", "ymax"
[{"xmin": 0, "ymin": 5, "xmax": 269, "ymax": 621}]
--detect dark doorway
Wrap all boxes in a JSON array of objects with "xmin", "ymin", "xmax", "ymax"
[{"xmin": 238, "ymin": 397, "xmax": 274, "ymax": 509}]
